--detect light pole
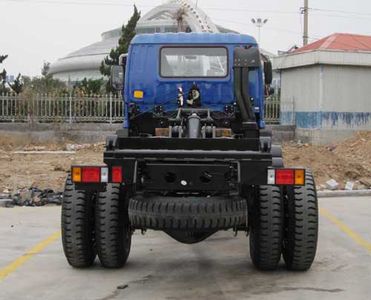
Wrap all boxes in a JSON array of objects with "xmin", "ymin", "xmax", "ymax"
[{"xmin": 251, "ymin": 18, "xmax": 268, "ymax": 44}]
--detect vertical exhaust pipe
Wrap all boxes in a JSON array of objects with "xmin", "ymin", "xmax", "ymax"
[
  {"xmin": 233, "ymin": 47, "xmax": 261, "ymax": 124},
  {"xmin": 233, "ymin": 67, "xmax": 250, "ymax": 122}
]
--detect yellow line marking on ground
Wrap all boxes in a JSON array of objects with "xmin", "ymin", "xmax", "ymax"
[
  {"xmin": 320, "ymin": 207, "xmax": 371, "ymax": 254},
  {"xmin": 0, "ymin": 231, "xmax": 61, "ymax": 282}
]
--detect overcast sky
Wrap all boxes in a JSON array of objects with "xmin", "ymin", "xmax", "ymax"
[{"xmin": 1, "ymin": 0, "xmax": 371, "ymax": 76}]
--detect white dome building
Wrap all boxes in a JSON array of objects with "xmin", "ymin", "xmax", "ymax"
[{"xmin": 49, "ymin": 0, "xmax": 238, "ymax": 81}]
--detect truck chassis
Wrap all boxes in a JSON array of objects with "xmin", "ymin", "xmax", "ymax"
[{"xmin": 61, "ymin": 33, "xmax": 318, "ymax": 272}]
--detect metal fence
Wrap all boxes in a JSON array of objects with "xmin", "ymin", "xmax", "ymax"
[
  {"xmin": 264, "ymin": 95, "xmax": 280, "ymax": 124},
  {"xmin": 0, "ymin": 93, "xmax": 281, "ymax": 124},
  {"xmin": 0, "ymin": 93, "xmax": 123, "ymax": 124}
]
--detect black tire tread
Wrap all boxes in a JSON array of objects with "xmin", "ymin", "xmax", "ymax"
[
  {"xmin": 95, "ymin": 184, "xmax": 131, "ymax": 268},
  {"xmin": 129, "ymin": 196, "xmax": 247, "ymax": 231},
  {"xmin": 249, "ymin": 185, "xmax": 283, "ymax": 270},
  {"xmin": 61, "ymin": 175, "xmax": 96, "ymax": 268},
  {"xmin": 283, "ymin": 171, "xmax": 318, "ymax": 271}
]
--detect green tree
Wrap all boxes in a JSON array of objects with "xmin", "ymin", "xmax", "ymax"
[
  {"xmin": 24, "ymin": 76, "xmax": 67, "ymax": 94},
  {"xmin": 175, "ymin": 8, "xmax": 187, "ymax": 32},
  {"xmin": 21, "ymin": 62, "xmax": 67, "ymax": 95},
  {"xmin": 74, "ymin": 77, "xmax": 105, "ymax": 95},
  {"xmin": 41, "ymin": 61, "xmax": 50, "ymax": 77},
  {"xmin": 0, "ymin": 54, "xmax": 8, "ymax": 93},
  {"xmin": 9, "ymin": 73, "xmax": 24, "ymax": 94},
  {"xmin": 100, "ymin": 5, "xmax": 141, "ymax": 81},
  {"xmin": 0, "ymin": 55, "xmax": 8, "ymax": 64},
  {"xmin": 0, "ymin": 55, "xmax": 24, "ymax": 94}
]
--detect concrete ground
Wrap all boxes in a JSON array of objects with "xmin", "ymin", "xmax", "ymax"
[{"xmin": 0, "ymin": 196, "xmax": 370, "ymax": 300}]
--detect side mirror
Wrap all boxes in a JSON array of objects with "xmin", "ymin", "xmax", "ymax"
[
  {"xmin": 265, "ymin": 86, "xmax": 275, "ymax": 97},
  {"xmin": 110, "ymin": 65, "xmax": 124, "ymax": 91},
  {"xmin": 264, "ymin": 60, "xmax": 273, "ymax": 85}
]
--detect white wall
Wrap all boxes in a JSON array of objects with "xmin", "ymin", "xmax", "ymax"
[
  {"xmin": 322, "ymin": 65, "xmax": 371, "ymax": 112},
  {"xmin": 280, "ymin": 65, "xmax": 321, "ymax": 112}
]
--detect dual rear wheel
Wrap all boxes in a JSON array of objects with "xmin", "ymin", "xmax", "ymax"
[
  {"xmin": 61, "ymin": 178, "xmax": 132, "ymax": 268},
  {"xmin": 249, "ymin": 171, "xmax": 319, "ymax": 271}
]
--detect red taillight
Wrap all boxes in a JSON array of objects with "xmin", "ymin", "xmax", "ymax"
[
  {"xmin": 268, "ymin": 168, "xmax": 306, "ymax": 186},
  {"xmin": 275, "ymin": 169, "xmax": 295, "ymax": 185},
  {"xmin": 81, "ymin": 167, "xmax": 101, "ymax": 183},
  {"xmin": 71, "ymin": 165, "xmax": 123, "ymax": 184},
  {"xmin": 112, "ymin": 166, "xmax": 123, "ymax": 183}
]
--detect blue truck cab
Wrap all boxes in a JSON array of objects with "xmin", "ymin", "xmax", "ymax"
[
  {"xmin": 63, "ymin": 32, "xmax": 318, "ymax": 273},
  {"xmin": 123, "ymin": 33, "xmax": 266, "ymax": 129}
]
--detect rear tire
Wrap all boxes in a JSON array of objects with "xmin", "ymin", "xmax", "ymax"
[
  {"xmin": 249, "ymin": 185, "xmax": 283, "ymax": 270},
  {"xmin": 95, "ymin": 184, "xmax": 132, "ymax": 268},
  {"xmin": 283, "ymin": 171, "xmax": 318, "ymax": 271},
  {"xmin": 61, "ymin": 175, "xmax": 96, "ymax": 268}
]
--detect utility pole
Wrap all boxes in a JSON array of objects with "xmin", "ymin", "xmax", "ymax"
[{"xmin": 303, "ymin": 0, "xmax": 309, "ymax": 46}]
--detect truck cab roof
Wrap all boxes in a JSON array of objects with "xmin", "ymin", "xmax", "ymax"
[{"xmin": 131, "ymin": 33, "xmax": 258, "ymax": 46}]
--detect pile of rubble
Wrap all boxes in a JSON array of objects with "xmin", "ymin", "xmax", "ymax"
[
  {"xmin": 323, "ymin": 178, "xmax": 370, "ymax": 191},
  {"xmin": 0, "ymin": 188, "xmax": 63, "ymax": 208},
  {"xmin": 284, "ymin": 131, "xmax": 371, "ymax": 191}
]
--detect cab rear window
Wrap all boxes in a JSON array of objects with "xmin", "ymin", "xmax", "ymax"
[{"xmin": 160, "ymin": 47, "xmax": 228, "ymax": 78}]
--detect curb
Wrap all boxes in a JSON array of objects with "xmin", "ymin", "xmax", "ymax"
[
  {"xmin": 318, "ymin": 189, "xmax": 371, "ymax": 198},
  {"xmin": 0, "ymin": 199, "xmax": 14, "ymax": 208}
]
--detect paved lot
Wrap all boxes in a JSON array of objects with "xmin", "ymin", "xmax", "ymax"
[{"xmin": 0, "ymin": 196, "xmax": 370, "ymax": 300}]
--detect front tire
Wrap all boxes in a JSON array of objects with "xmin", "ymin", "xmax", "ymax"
[
  {"xmin": 283, "ymin": 171, "xmax": 318, "ymax": 271},
  {"xmin": 249, "ymin": 185, "xmax": 283, "ymax": 270},
  {"xmin": 95, "ymin": 184, "xmax": 132, "ymax": 268},
  {"xmin": 61, "ymin": 175, "xmax": 96, "ymax": 268}
]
